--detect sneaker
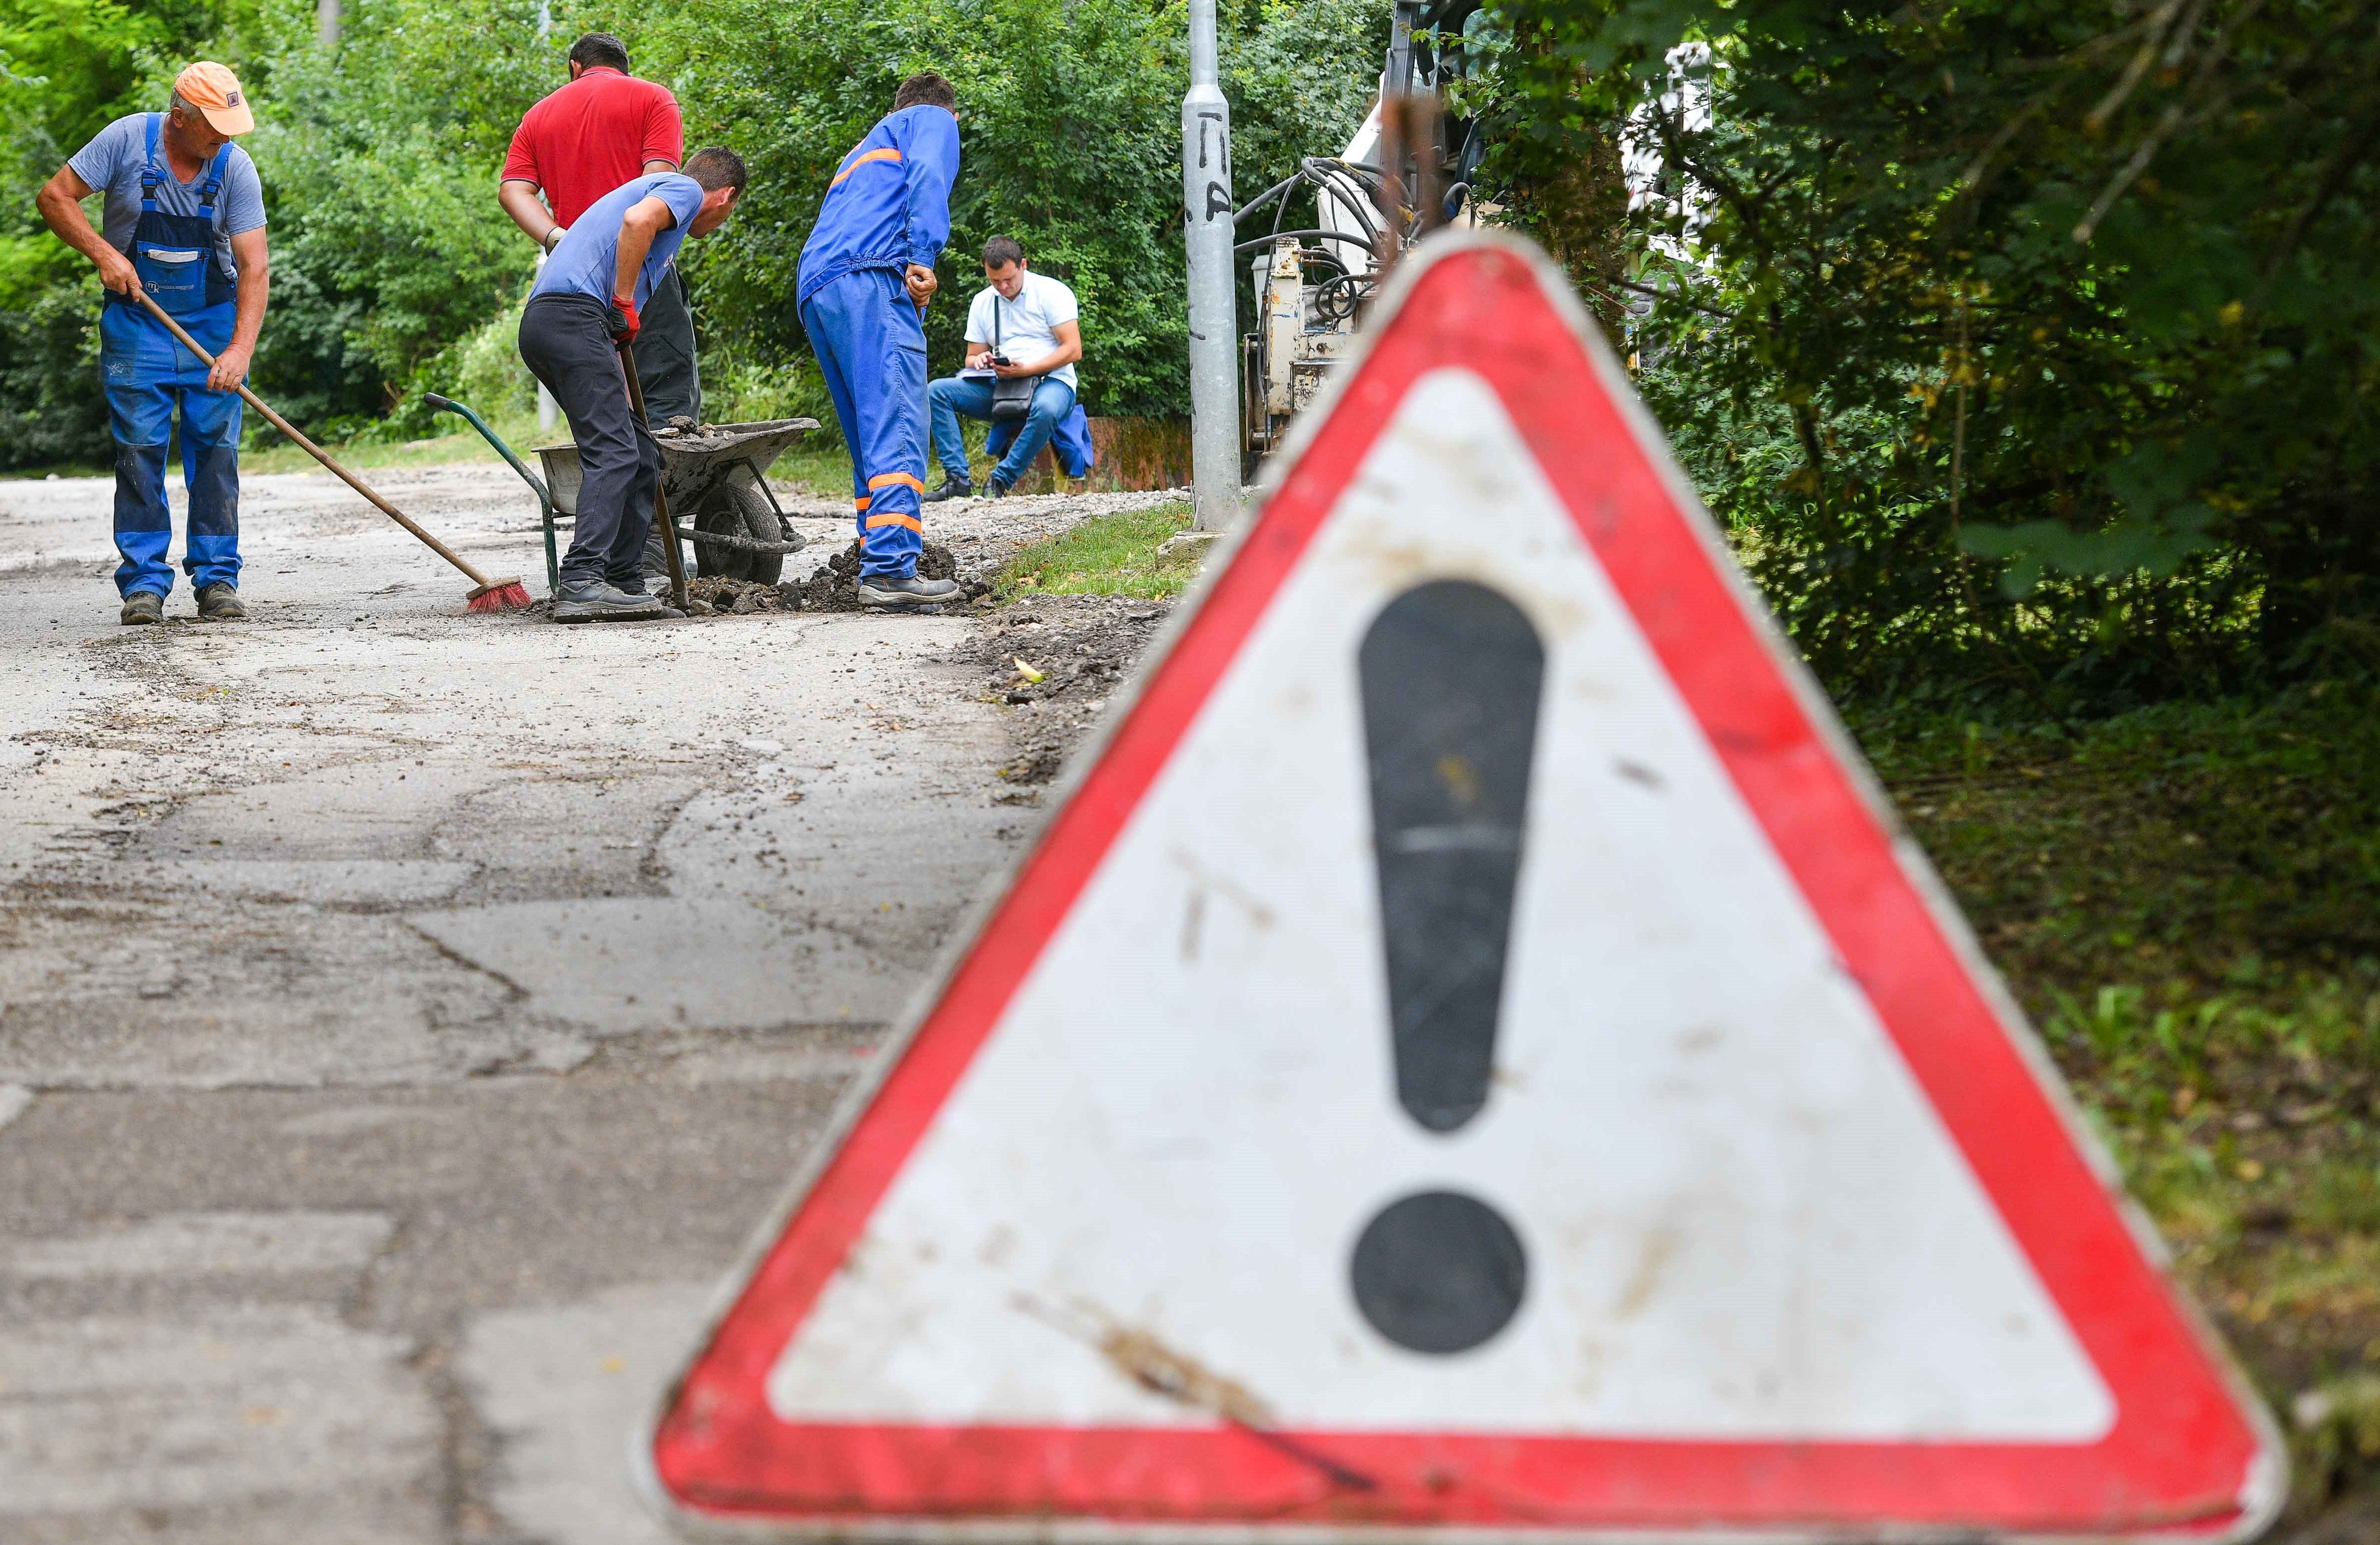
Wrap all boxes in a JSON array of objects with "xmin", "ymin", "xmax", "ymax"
[
  {"xmin": 857, "ymin": 573, "xmax": 961, "ymax": 614},
  {"xmin": 921, "ymin": 476, "xmax": 973, "ymax": 503},
  {"xmin": 120, "ymin": 591, "xmax": 164, "ymax": 626},
  {"xmin": 552, "ymin": 579, "xmax": 666, "ymax": 623},
  {"xmin": 195, "ymin": 582, "xmax": 246, "ymax": 621}
]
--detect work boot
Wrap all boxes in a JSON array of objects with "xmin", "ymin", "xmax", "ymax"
[
  {"xmin": 921, "ymin": 476, "xmax": 972, "ymax": 503},
  {"xmin": 858, "ymin": 573, "xmax": 961, "ymax": 614},
  {"xmin": 982, "ymin": 476, "xmax": 1012, "ymax": 500},
  {"xmin": 120, "ymin": 591, "xmax": 164, "ymax": 626},
  {"xmin": 195, "ymin": 582, "xmax": 247, "ymax": 621},
  {"xmin": 552, "ymin": 578, "xmax": 665, "ymax": 623}
]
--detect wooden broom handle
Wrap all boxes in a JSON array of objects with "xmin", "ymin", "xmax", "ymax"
[{"xmin": 133, "ymin": 291, "xmax": 496, "ymax": 588}]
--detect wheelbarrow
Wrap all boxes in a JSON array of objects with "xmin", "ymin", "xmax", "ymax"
[{"xmin": 425, "ymin": 394, "xmax": 819, "ymax": 595}]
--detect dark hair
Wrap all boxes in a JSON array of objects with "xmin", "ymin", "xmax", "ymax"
[
  {"xmin": 982, "ymin": 235, "xmax": 1025, "ymax": 270},
  {"xmin": 893, "ymin": 72, "xmax": 957, "ymax": 113},
  {"xmin": 685, "ymin": 146, "xmax": 748, "ymax": 194},
  {"xmin": 570, "ymin": 32, "xmax": 631, "ymax": 73}
]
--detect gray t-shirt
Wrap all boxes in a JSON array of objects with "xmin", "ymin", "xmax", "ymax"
[{"xmin": 67, "ymin": 113, "xmax": 267, "ymax": 283}]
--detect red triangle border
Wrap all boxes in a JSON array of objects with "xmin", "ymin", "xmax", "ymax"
[{"xmin": 648, "ymin": 236, "xmax": 2277, "ymax": 1540}]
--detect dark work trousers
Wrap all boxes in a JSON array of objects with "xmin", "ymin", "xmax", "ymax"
[
  {"xmin": 632, "ymin": 265, "xmax": 700, "ymax": 426},
  {"xmin": 519, "ymin": 293, "xmax": 658, "ymax": 590},
  {"xmin": 632, "ymin": 268, "xmax": 697, "ymax": 583}
]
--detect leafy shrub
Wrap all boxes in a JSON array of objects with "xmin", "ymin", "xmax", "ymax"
[{"xmin": 1469, "ymin": 0, "xmax": 2380, "ymax": 709}]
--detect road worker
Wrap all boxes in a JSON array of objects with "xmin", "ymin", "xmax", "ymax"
[
  {"xmin": 796, "ymin": 72, "xmax": 961, "ymax": 612},
  {"xmin": 499, "ymin": 31, "xmax": 701, "ymax": 426},
  {"xmin": 517, "ymin": 148, "xmax": 747, "ymax": 622},
  {"xmin": 34, "ymin": 63, "xmax": 267, "ymax": 626}
]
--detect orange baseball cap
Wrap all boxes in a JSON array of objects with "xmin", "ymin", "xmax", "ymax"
[{"xmin": 173, "ymin": 62, "xmax": 255, "ymax": 135}]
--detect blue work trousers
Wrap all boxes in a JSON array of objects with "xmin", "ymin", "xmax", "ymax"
[
  {"xmin": 799, "ymin": 269, "xmax": 926, "ymax": 579},
  {"xmin": 929, "ymin": 375, "xmax": 1077, "ymax": 489},
  {"xmin": 99, "ymin": 299, "xmax": 242, "ymax": 598}
]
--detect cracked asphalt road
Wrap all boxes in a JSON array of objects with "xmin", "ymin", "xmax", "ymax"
[{"xmin": 0, "ymin": 462, "xmax": 1152, "ymax": 1543}]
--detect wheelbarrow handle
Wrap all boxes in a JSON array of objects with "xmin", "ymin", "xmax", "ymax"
[
  {"xmin": 425, "ymin": 394, "xmax": 550, "ymax": 504},
  {"xmin": 425, "ymin": 393, "xmax": 561, "ymax": 597}
]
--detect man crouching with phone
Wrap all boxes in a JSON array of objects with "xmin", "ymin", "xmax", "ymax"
[{"xmin": 922, "ymin": 236, "xmax": 1082, "ymax": 502}]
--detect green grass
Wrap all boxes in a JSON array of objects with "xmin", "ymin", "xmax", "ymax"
[
  {"xmin": 994, "ymin": 501, "xmax": 1197, "ymax": 601},
  {"xmin": 1864, "ymin": 686, "xmax": 2380, "ymax": 1522},
  {"xmin": 768, "ymin": 442, "xmax": 859, "ymax": 498}
]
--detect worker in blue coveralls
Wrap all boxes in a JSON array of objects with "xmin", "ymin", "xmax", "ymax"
[
  {"xmin": 36, "ymin": 62, "xmax": 268, "ymax": 626},
  {"xmin": 796, "ymin": 72, "xmax": 962, "ymax": 613}
]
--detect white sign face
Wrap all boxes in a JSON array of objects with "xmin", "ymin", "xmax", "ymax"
[
  {"xmin": 763, "ymin": 367, "xmax": 2108, "ymax": 1442},
  {"xmin": 649, "ymin": 233, "xmax": 2280, "ymax": 1545}
]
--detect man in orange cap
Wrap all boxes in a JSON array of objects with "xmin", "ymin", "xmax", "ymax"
[{"xmin": 35, "ymin": 63, "xmax": 269, "ymax": 626}]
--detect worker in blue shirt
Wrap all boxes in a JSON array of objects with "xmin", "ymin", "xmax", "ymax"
[
  {"xmin": 797, "ymin": 72, "xmax": 961, "ymax": 612},
  {"xmin": 519, "ymin": 147, "xmax": 747, "ymax": 622}
]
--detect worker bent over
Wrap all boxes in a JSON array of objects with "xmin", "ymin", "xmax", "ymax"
[
  {"xmin": 796, "ymin": 72, "xmax": 961, "ymax": 613},
  {"xmin": 35, "ymin": 63, "xmax": 268, "ymax": 626},
  {"xmin": 517, "ymin": 147, "xmax": 746, "ymax": 623}
]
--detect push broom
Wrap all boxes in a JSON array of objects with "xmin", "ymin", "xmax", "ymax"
[{"xmin": 136, "ymin": 292, "xmax": 533, "ymax": 613}]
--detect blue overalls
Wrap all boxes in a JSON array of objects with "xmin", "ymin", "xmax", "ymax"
[
  {"xmin": 98, "ymin": 114, "xmax": 242, "ymax": 600},
  {"xmin": 796, "ymin": 105, "xmax": 960, "ymax": 580}
]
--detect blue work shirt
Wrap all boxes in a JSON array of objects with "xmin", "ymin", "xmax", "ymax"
[
  {"xmin": 796, "ymin": 105, "xmax": 959, "ymax": 306},
  {"xmin": 531, "ymin": 172, "xmax": 706, "ymax": 309}
]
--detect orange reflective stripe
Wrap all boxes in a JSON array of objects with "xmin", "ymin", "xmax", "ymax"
[
  {"xmin": 865, "ymin": 513, "xmax": 923, "ymax": 533},
  {"xmin": 855, "ymin": 496, "xmax": 872, "ymax": 511},
  {"xmin": 829, "ymin": 147, "xmax": 904, "ymax": 188},
  {"xmin": 866, "ymin": 472, "xmax": 925, "ymax": 494}
]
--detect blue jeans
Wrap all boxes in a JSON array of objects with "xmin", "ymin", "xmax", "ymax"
[{"xmin": 929, "ymin": 375, "xmax": 1076, "ymax": 489}]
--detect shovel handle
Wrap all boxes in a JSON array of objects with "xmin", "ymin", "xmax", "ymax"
[
  {"xmin": 133, "ymin": 292, "xmax": 496, "ymax": 588},
  {"xmin": 615, "ymin": 341, "xmax": 691, "ymax": 611}
]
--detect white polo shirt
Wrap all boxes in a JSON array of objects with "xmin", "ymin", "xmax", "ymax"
[{"xmin": 965, "ymin": 269, "xmax": 1079, "ymax": 390}]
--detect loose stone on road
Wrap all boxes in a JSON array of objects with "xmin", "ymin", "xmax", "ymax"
[{"xmin": 0, "ymin": 461, "xmax": 1178, "ymax": 1542}]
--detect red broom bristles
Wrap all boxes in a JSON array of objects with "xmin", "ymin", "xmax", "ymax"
[{"xmin": 466, "ymin": 580, "xmax": 535, "ymax": 613}]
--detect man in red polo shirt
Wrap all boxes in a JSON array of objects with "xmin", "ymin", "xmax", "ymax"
[{"xmin": 499, "ymin": 32, "xmax": 701, "ymax": 424}]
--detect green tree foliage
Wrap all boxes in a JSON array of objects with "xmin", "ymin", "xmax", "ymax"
[
  {"xmin": 647, "ymin": 0, "xmax": 1384, "ymax": 416},
  {"xmin": 1467, "ymin": 0, "xmax": 2380, "ymax": 708},
  {"xmin": 1, "ymin": 0, "xmax": 1382, "ymax": 463}
]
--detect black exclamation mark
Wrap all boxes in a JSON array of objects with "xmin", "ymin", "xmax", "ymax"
[{"xmin": 1350, "ymin": 579, "xmax": 1544, "ymax": 1355}]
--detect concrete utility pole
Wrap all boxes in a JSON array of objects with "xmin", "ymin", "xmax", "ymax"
[
  {"xmin": 1180, "ymin": 0, "xmax": 1238, "ymax": 532},
  {"xmin": 316, "ymin": 0, "xmax": 340, "ymax": 45}
]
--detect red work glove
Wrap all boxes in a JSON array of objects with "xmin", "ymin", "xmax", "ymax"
[{"xmin": 606, "ymin": 294, "xmax": 640, "ymax": 345}]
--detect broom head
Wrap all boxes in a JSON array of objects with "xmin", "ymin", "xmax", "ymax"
[{"xmin": 465, "ymin": 578, "xmax": 534, "ymax": 613}]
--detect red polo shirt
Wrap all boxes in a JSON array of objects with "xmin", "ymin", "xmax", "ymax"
[{"xmin": 502, "ymin": 66, "xmax": 685, "ymax": 228}]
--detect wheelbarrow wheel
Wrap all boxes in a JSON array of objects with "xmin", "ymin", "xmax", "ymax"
[{"xmin": 691, "ymin": 478, "xmax": 795, "ymax": 585}]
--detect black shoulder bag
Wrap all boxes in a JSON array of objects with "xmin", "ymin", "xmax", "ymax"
[{"xmin": 989, "ymin": 294, "xmax": 1038, "ymax": 422}]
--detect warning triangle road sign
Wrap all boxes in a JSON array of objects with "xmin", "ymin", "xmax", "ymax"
[{"xmin": 644, "ymin": 232, "xmax": 2282, "ymax": 1542}]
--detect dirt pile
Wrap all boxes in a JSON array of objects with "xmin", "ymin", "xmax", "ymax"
[
  {"xmin": 791, "ymin": 541, "xmax": 990, "ymax": 613},
  {"xmin": 968, "ymin": 596, "xmax": 1174, "ymax": 785},
  {"xmin": 671, "ymin": 542, "xmax": 993, "ymax": 617},
  {"xmin": 686, "ymin": 576, "xmax": 798, "ymax": 615}
]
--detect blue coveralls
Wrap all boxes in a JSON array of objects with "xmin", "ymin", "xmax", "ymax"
[
  {"xmin": 100, "ymin": 115, "xmax": 243, "ymax": 600},
  {"xmin": 796, "ymin": 105, "xmax": 960, "ymax": 580}
]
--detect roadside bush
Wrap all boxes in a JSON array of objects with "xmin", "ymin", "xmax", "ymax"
[
  {"xmin": 436, "ymin": 294, "xmax": 536, "ymax": 422},
  {"xmin": 0, "ymin": 272, "xmax": 104, "ymax": 468},
  {"xmin": 1467, "ymin": 0, "xmax": 2380, "ymax": 710}
]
